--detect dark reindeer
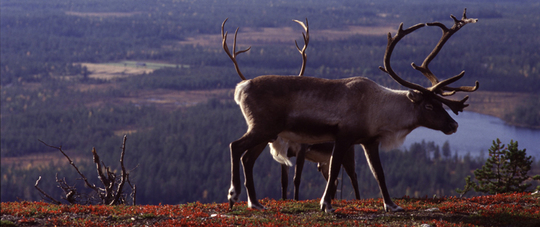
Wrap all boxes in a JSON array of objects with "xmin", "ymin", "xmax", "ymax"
[
  {"xmin": 222, "ymin": 18, "xmax": 361, "ymax": 201},
  {"xmin": 225, "ymin": 9, "xmax": 478, "ymax": 213}
]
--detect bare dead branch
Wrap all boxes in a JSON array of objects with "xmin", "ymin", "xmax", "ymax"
[
  {"xmin": 128, "ymin": 174, "xmax": 136, "ymax": 205},
  {"xmin": 92, "ymin": 147, "xmax": 110, "ymax": 195},
  {"xmin": 34, "ymin": 176, "xmax": 62, "ymax": 205},
  {"xmin": 56, "ymin": 174, "xmax": 75, "ymax": 204},
  {"xmin": 38, "ymin": 140, "xmax": 97, "ymax": 191},
  {"xmin": 111, "ymin": 135, "xmax": 128, "ymax": 205},
  {"xmin": 36, "ymin": 136, "xmax": 136, "ymax": 205}
]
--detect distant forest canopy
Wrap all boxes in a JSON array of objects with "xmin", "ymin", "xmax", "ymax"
[
  {"xmin": 1, "ymin": 0, "xmax": 539, "ymax": 92},
  {"xmin": 5, "ymin": 99, "xmax": 538, "ymax": 205}
]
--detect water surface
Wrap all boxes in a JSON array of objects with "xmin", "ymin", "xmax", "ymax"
[{"xmin": 402, "ymin": 111, "xmax": 540, "ymax": 159}]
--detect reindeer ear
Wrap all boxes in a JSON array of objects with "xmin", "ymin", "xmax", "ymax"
[{"xmin": 406, "ymin": 90, "xmax": 424, "ymax": 103}]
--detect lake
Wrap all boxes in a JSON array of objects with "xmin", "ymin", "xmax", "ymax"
[{"xmin": 402, "ymin": 111, "xmax": 540, "ymax": 159}]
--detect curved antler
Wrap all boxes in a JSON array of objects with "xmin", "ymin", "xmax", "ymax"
[
  {"xmin": 222, "ymin": 18, "xmax": 251, "ymax": 80},
  {"xmin": 293, "ymin": 18, "xmax": 309, "ymax": 76},
  {"xmin": 378, "ymin": 22, "xmax": 428, "ymax": 93},
  {"xmin": 379, "ymin": 8, "xmax": 479, "ymax": 114},
  {"xmin": 410, "ymin": 8, "xmax": 479, "ymax": 96}
]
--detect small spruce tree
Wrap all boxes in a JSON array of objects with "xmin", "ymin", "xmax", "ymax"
[{"xmin": 457, "ymin": 138, "xmax": 537, "ymax": 196}]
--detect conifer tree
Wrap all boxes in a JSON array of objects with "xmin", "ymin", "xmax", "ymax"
[{"xmin": 457, "ymin": 139, "xmax": 536, "ymax": 195}]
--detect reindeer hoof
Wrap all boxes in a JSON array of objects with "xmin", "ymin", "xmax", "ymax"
[
  {"xmin": 320, "ymin": 201, "xmax": 335, "ymax": 213},
  {"xmin": 228, "ymin": 187, "xmax": 239, "ymax": 209},
  {"xmin": 248, "ymin": 201, "xmax": 266, "ymax": 210},
  {"xmin": 384, "ymin": 203, "xmax": 404, "ymax": 212}
]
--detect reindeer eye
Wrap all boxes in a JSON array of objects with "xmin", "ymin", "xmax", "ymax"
[{"xmin": 425, "ymin": 104, "xmax": 434, "ymax": 110}]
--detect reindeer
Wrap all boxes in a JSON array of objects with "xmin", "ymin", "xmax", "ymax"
[
  {"xmin": 224, "ymin": 9, "xmax": 478, "ymax": 213},
  {"xmin": 280, "ymin": 142, "xmax": 361, "ymax": 201},
  {"xmin": 222, "ymin": 18, "xmax": 361, "ymax": 201}
]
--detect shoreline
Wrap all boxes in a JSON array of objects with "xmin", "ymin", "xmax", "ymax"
[{"xmin": 454, "ymin": 91, "xmax": 539, "ymax": 129}]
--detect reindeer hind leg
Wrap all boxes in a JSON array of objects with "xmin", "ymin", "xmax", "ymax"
[
  {"xmin": 320, "ymin": 140, "xmax": 353, "ymax": 213},
  {"xmin": 293, "ymin": 144, "xmax": 307, "ymax": 201},
  {"xmin": 281, "ymin": 164, "xmax": 289, "ymax": 200},
  {"xmin": 342, "ymin": 146, "xmax": 361, "ymax": 200}
]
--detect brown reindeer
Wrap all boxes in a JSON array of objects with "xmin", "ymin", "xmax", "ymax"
[
  {"xmin": 224, "ymin": 9, "xmax": 478, "ymax": 213},
  {"xmin": 222, "ymin": 18, "xmax": 361, "ymax": 201}
]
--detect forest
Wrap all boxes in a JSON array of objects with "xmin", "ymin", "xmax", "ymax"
[{"xmin": 1, "ymin": 0, "xmax": 540, "ymax": 205}]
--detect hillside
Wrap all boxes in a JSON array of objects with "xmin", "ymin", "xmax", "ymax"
[
  {"xmin": 2, "ymin": 193, "xmax": 539, "ymax": 226},
  {"xmin": 2, "ymin": 0, "xmax": 539, "ymax": 92}
]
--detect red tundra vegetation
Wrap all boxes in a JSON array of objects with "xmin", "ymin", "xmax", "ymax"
[{"xmin": 1, "ymin": 192, "xmax": 539, "ymax": 226}]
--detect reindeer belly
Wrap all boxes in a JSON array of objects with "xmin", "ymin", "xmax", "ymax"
[
  {"xmin": 277, "ymin": 131, "xmax": 335, "ymax": 144},
  {"xmin": 304, "ymin": 146, "xmax": 332, "ymax": 163}
]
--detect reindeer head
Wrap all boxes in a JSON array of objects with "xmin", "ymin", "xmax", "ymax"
[{"xmin": 379, "ymin": 8, "xmax": 479, "ymax": 134}]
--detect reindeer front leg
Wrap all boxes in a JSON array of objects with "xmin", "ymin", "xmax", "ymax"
[
  {"xmin": 228, "ymin": 141, "xmax": 244, "ymax": 209},
  {"xmin": 320, "ymin": 141, "xmax": 352, "ymax": 213},
  {"xmin": 362, "ymin": 142, "xmax": 404, "ymax": 212},
  {"xmin": 229, "ymin": 132, "xmax": 269, "ymax": 209},
  {"xmin": 241, "ymin": 143, "xmax": 267, "ymax": 210}
]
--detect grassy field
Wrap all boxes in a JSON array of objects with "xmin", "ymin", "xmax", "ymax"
[
  {"xmin": 76, "ymin": 59, "xmax": 536, "ymax": 120},
  {"xmin": 179, "ymin": 24, "xmax": 395, "ymax": 47},
  {"xmin": 80, "ymin": 61, "xmax": 188, "ymax": 80},
  {"xmin": 103, "ymin": 61, "xmax": 188, "ymax": 70},
  {"xmin": 1, "ymin": 192, "xmax": 539, "ymax": 226}
]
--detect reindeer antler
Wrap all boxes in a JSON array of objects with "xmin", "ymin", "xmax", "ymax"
[
  {"xmin": 222, "ymin": 18, "xmax": 251, "ymax": 80},
  {"xmin": 411, "ymin": 8, "xmax": 479, "ymax": 96},
  {"xmin": 379, "ymin": 8, "xmax": 479, "ymax": 114},
  {"xmin": 293, "ymin": 18, "xmax": 309, "ymax": 76},
  {"xmin": 378, "ymin": 22, "xmax": 427, "ymax": 92}
]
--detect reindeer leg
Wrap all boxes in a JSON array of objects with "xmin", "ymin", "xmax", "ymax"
[
  {"xmin": 293, "ymin": 144, "xmax": 307, "ymax": 201},
  {"xmin": 317, "ymin": 158, "xmax": 339, "ymax": 200},
  {"xmin": 229, "ymin": 132, "xmax": 270, "ymax": 209},
  {"xmin": 362, "ymin": 142, "xmax": 403, "ymax": 212},
  {"xmin": 320, "ymin": 141, "xmax": 351, "ymax": 213},
  {"xmin": 228, "ymin": 141, "xmax": 244, "ymax": 209},
  {"xmin": 343, "ymin": 146, "xmax": 361, "ymax": 200},
  {"xmin": 317, "ymin": 162, "xmax": 336, "ymax": 199},
  {"xmin": 281, "ymin": 164, "xmax": 289, "ymax": 200},
  {"xmin": 241, "ymin": 142, "xmax": 267, "ymax": 210}
]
